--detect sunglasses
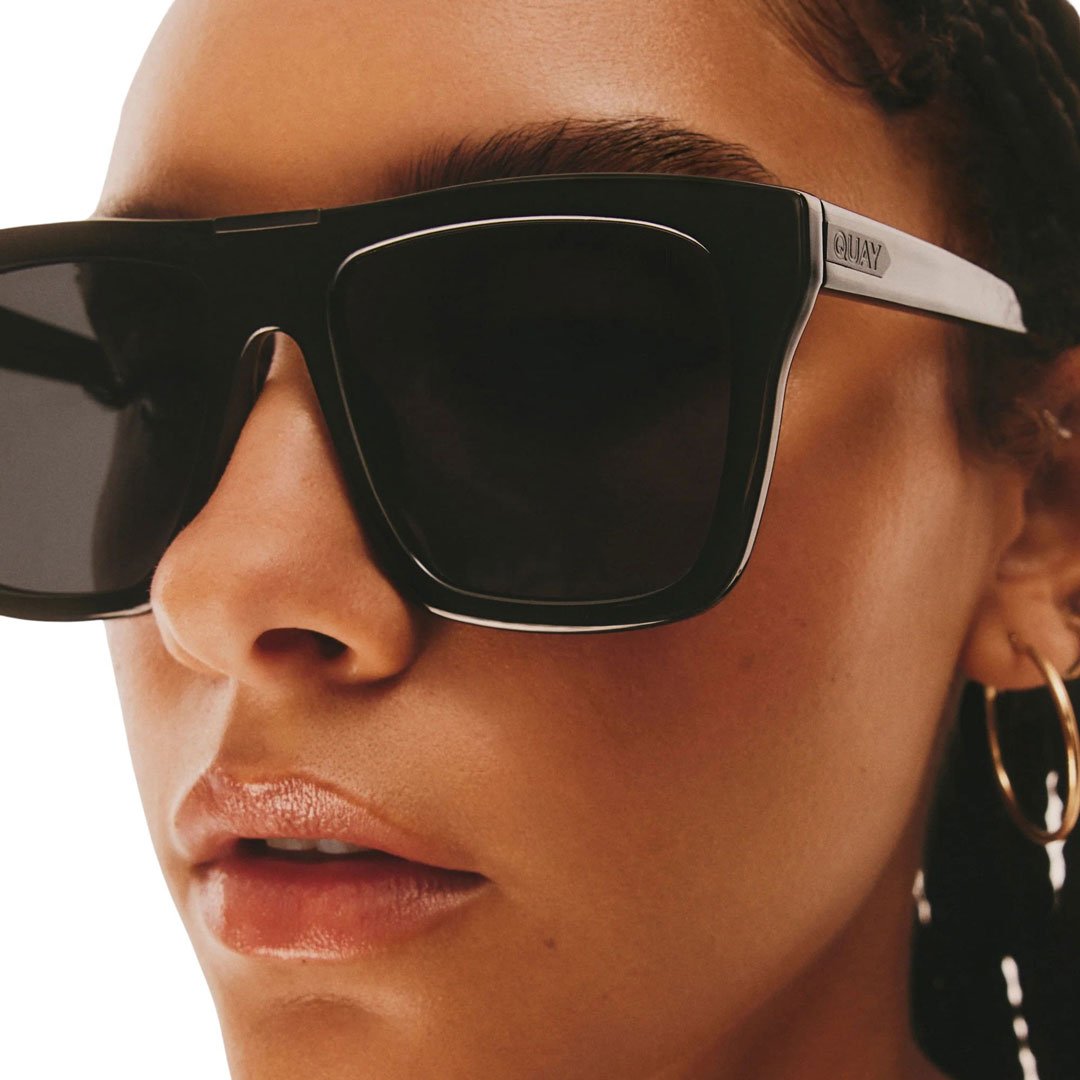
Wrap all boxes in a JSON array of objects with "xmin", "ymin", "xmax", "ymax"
[{"xmin": 0, "ymin": 172, "xmax": 1025, "ymax": 632}]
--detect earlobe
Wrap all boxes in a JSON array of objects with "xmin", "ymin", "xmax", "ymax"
[
  {"xmin": 958, "ymin": 385, "xmax": 1080, "ymax": 693},
  {"xmin": 958, "ymin": 577, "xmax": 1080, "ymax": 693}
]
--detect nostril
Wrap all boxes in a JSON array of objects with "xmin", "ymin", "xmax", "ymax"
[
  {"xmin": 255, "ymin": 627, "xmax": 349, "ymax": 662},
  {"xmin": 312, "ymin": 630, "xmax": 348, "ymax": 660}
]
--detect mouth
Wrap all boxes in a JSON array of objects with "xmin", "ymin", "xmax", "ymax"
[{"xmin": 176, "ymin": 769, "xmax": 489, "ymax": 960}]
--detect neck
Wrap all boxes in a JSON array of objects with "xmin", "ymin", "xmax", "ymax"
[
  {"xmin": 715, "ymin": 819, "xmax": 948, "ymax": 1080},
  {"xmin": 656, "ymin": 728, "xmax": 961, "ymax": 1080}
]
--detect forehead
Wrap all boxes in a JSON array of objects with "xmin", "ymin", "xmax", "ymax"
[{"xmin": 99, "ymin": 0, "xmax": 942, "ymax": 234}]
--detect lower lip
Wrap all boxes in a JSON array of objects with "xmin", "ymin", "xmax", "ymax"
[{"xmin": 193, "ymin": 846, "xmax": 487, "ymax": 959}]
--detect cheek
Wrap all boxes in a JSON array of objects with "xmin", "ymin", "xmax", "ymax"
[
  {"xmin": 711, "ymin": 315, "xmax": 969, "ymax": 851},
  {"xmin": 428, "ymin": 307, "xmax": 996, "ymax": 1026},
  {"xmin": 697, "ymin": 308, "xmax": 987, "ymax": 877}
]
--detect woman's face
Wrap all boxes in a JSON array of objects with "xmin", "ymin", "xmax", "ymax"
[{"xmin": 100, "ymin": 1, "xmax": 1023, "ymax": 1076}]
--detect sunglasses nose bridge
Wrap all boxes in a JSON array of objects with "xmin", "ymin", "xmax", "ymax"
[
  {"xmin": 235, "ymin": 324, "xmax": 280, "ymax": 394},
  {"xmin": 206, "ymin": 298, "xmax": 418, "ymax": 611},
  {"xmin": 210, "ymin": 227, "xmax": 339, "ymax": 441},
  {"xmin": 198, "ymin": 238, "xmax": 322, "ymax": 464}
]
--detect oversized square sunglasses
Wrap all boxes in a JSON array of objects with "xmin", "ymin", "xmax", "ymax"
[{"xmin": 0, "ymin": 173, "xmax": 1025, "ymax": 632}]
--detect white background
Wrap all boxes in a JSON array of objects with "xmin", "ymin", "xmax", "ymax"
[{"xmin": 3, "ymin": 3, "xmax": 1079, "ymax": 1079}]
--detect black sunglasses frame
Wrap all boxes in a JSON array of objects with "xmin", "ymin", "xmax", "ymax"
[{"xmin": 0, "ymin": 172, "xmax": 1026, "ymax": 632}]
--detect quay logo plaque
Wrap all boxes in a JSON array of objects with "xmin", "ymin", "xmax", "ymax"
[{"xmin": 826, "ymin": 223, "xmax": 891, "ymax": 277}]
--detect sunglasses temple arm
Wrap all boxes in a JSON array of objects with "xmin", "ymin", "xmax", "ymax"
[
  {"xmin": 0, "ymin": 304, "xmax": 126, "ymax": 403},
  {"xmin": 814, "ymin": 198, "xmax": 1027, "ymax": 335}
]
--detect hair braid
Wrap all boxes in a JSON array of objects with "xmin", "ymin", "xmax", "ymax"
[
  {"xmin": 945, "ymin": 1, "xmax": 1080, "ymax": 355},
  {"xmin": 944, "ymin": 0, "xmax": 1080, "ymax": 455},
  {"xmin": 1030, "ymin": 0, "xmax": 1080, "ymax": 79},
  {"xmin": 1010, "ymin": 1, "xmax": 1080, "ymax": 138},
  {"xmin": 984, "ymin": 3, "xmax": 1080, "ymax": 177}
]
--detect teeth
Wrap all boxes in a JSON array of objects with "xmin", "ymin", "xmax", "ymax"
[
  {"xmin": 263, "ymin": 837, "xmax": 367, "ymax": 854},
  {"xmin": 314, "ymin": 839, "xmax": 366, "ymax": 855},
  {"xmin": 265, "ymin": 838, "xmax": 316, "ymax": 851}
]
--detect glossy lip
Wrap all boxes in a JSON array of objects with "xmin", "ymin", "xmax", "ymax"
[
  {"xmin": 174, "ymin": 766, "xmax": 477, "ymax": 872},
  {"xmin": 174, "ymin": 767, "xmax": 489, "ymax": 959}
]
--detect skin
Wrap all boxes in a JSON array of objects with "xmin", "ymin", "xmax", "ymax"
[{"xmin": 97, "ymin": 1, "xmax": 1080, "ymax": 1077}]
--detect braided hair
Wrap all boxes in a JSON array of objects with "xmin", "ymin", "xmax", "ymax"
[{"xmin": 764, "ymin": 0, "xmax": 1080, "ymax": 464}]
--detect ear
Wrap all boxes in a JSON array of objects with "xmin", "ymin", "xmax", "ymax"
[{"xmin": 959, "ymin": 348, "xmax": 1080, "ymax": 691}]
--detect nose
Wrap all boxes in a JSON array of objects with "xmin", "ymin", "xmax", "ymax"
[{"xmin": 149, "ymin": 331, "xmax": 425, "ymax": 686}]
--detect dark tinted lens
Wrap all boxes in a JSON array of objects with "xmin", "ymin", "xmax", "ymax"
[
  {"xmin": 0, "ymin": 260, "xmax": 211, "ymax": 597},
  {"xmin": 332, "ymin": 218, "xmax": 732, "ymax": 602}
]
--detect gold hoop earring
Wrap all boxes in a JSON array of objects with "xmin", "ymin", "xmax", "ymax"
[{"xmin": 983, "ymin": 632, "xmax": 1080, "ymax": 846}]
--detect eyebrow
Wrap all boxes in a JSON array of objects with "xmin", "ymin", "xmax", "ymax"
[{"xmin": 95, "ymin": 115, "xmax": 781, "ymax": 220}]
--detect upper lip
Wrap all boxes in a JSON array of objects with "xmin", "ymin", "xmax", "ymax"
[{"xmin": 174, "ymin": 766, "xmax": 474, "ymax": 872}]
